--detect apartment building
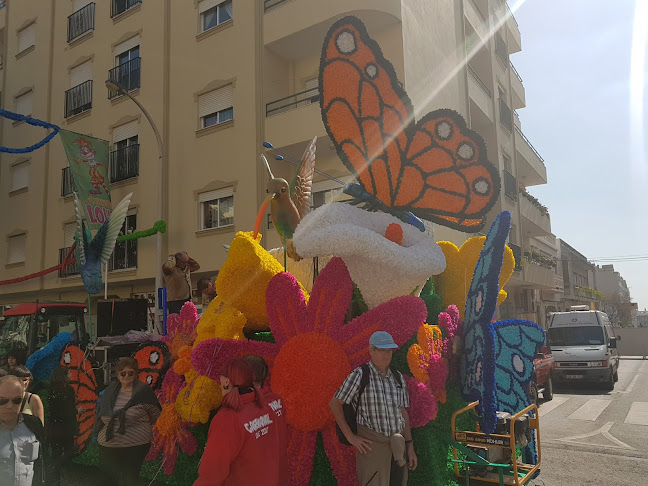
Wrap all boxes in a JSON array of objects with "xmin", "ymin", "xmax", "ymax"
[{"xmin": 0, "ymin": 0, "xmax": 557, "ymax": 327}]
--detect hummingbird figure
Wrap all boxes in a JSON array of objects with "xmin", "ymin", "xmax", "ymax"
[
  {"xmin": 255, "ymin": 137, "xmax": 317, "ymax": 264},
  {"xmin": 73, "ymin": 192, "xmax": 133, "ymax": 295}
]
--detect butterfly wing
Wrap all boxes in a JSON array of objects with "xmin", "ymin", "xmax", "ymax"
[
  {"xmin": 60, "ymin": 344, "xmax": 98, "ymax": 453},
  {"xmin": 320, "ymin": 16, "xmax": 500, "ymax": 232},
  {"xmin": 461, "ymin": 211, "xmax": 511, "ymax": 434},
  {"xmin": 132, "ymin": 342, "xmax": 170, "ymax": 389}
]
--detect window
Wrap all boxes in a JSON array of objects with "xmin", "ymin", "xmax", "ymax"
[
  {"xmin": 65, "ymin": 60, "xmax": 93, "ymax": 117},
  {"xmin": 303, "ymin": 77, "xmax": 320, "ymax": 105},
  {"xmin": 68, "ymin": 2, "xmax": 95, "ymax": 43},
  {"xmin": 7, "ymin": 234, "xmax": 26, "ymax": 264},
  {"xmin": 15, "ymin": 90, "xmax": 32, "ymax": 116},
  {"xmin": 111, "ymin": 121, "xmax": 139, "ymax": 182},
  {"xmin": 200, "ymin": 0, "xmax": 232, "ymax": 32},
  {"xmin": 199, "ymin": 85, "xmax": 234, "ymax": 128},
  {"xmin": 109, "ymin": 38, "xmax": 140, "ymax": 97},
  {"xmin": 17, "ymin": 23, "xmax": 35, "ymax": 54},
  {"xmin": 108, "ymin": 212, "xmax": 137, "ymax": 270},
  {"xmin": 111, "ymin": 0, "xmax": 141, "ymax": 18},
  {"xmin": 200, "ymin": 187, "xmax": 234, "ymax": 230},
  {"xmin": 11, "ymin": 161, "xmax": 29, "ymax": 192}
]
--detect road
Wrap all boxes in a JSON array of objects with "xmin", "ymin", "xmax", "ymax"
[{"xmin": 533, "ymin": 357, "xmax": 648, "ymax": 486}]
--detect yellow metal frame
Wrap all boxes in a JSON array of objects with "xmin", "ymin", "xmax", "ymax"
[{"xmin": 450, "ymin": 401, "xmax": 541, "ymax": 486}]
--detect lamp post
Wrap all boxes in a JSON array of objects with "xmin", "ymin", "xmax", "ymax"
[{"xmin": 105, "ymin": 79, "xmax": 164, "ymax": 332}]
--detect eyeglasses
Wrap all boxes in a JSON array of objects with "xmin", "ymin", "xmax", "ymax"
[
  {"xmin": 120, "ymin": 371, "xmax": 136, "ymax": 378},
  {"xmin": 0, "ymin": 397, "xmax": 23, "ymax": 406}
]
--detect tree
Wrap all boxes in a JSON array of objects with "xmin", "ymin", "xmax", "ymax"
[{"xmin": 601, "ymin": 292, "xmax": 635, "ymax": 328}]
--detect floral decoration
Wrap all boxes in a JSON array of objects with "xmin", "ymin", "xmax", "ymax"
[
  {"xmin": 191, "ymin": 257, "xmax": 427, "ymax": 486},
  {"xmin": 162, "ymin": 302, "xmax": 199, "ymax": 359},
  {"xmin": 194, "ymin": 296, "xmax": 247, "ymax": 346},
  {"xmin": 269, "ymin": 248, "xmax": 331, "ymax": 294},
  {"xmin": 434, "ymin": 236, "xmax": 514, "ymax": 319},
  {"xmin": 176, "ymin": 374, "xmax": 222, "ymax": 424},
  {"xmin": 437, "ymin": 305, "xmax": 463, "ymax": 383},
  {"xmin": 407, "ymin": 324, "xmax": 449, "ymax": 404},
  {"xmin": 404, "ymin": 375, "xmax": 438, "ymax": 427},
  {"xmin": 25, "ymin": 332, "xmax": 71, "ymax": 380},
  {"xmin": 293, "ymin": 203, "xmax": 446, "ymax": 308}
]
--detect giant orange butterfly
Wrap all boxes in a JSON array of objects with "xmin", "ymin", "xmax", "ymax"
[
  {"xmin": 319, "ymin": 16, "xmax": 500, "ymax": 232},
  {"xmin": 132, "ymin": 342, "xmax": 170, "ymax": 389}
]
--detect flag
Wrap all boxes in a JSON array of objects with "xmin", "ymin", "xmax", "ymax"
[{"xmin": 59, "ymin": 130, "xmax": 112, "ymax": 230}]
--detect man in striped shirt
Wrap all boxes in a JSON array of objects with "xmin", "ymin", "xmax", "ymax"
[{"xmin": 330, "ymin": 331, "xmax": 417, "ymax": 486}]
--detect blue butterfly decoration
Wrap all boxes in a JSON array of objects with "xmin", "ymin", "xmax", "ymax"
[{"xmin": 460, "ymin": 211, "xmax": 545, "ymax": 445}]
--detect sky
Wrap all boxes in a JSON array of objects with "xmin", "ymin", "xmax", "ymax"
[{"xmin": 510, "ymin": 0, "xmax": 648, "ymax": 309}]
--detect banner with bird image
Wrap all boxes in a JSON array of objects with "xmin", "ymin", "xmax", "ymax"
[{"xmin": 60, "ymin": 129, "xmax": 112, "ymax": 230}]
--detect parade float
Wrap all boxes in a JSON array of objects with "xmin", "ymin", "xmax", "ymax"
[{"xmin": 9, "ymin": 14, "xmax": 546, "ymax": 486}]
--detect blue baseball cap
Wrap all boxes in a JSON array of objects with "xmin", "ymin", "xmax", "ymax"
[{"xmin": 369, "ymin": 331, "xmax": 398, "ymax": 349}]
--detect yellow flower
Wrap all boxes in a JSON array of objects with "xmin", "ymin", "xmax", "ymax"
[
  {"xmin": 195, "ymin": 296, "xmax": 247, "ymax": 345},
  {"xmin": 176, "ymin": 375, "xmax": 222, "ymax": 424},
  {"xmin": 433, "ymin": 237, "xmax": 514, "ymax": 320}
]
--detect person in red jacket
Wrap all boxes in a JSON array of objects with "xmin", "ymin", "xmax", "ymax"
[{"xmin": 194, "ymin": 358, "xmax": 283, "ymax": 486}]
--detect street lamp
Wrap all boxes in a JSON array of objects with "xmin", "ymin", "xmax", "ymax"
[{"xmin": 105, "ymin": 79, "xmax": 165, "ymax": 333}]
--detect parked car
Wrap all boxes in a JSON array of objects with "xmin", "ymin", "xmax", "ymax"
[{"xmin": 528, "ymin": 340, "xmax": 555, "ymax": 405}]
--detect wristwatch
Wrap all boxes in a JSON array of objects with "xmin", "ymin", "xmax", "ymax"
[{"xmin": 405, "ymin": 439, "xmax": 413, "ymax": 444}]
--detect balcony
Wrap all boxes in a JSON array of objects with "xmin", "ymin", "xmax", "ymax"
[
  {"xmin": 265, "ymin": 89, "xmax": 325, "ymax": 147},
  {"xmin": 64, "ymin": 80, "xmax": 93, "ymax": 118},
  {"xmin": 508, "ymin": 242, "xmax": 522, "ymax": 271},
  {"xmin": 67, "ymin": 3, "xmax": 95, "ymax": 43},
  {"xmin": 467, "ymin": 66, "xmax": 493, "ymax": 121},
  {"xmin": 110, "ymin": 144, "xmax": 139, "ymax": 183},
  {"xmin": 107, "ymin": 57, "xmax": 141, "ymax": 99},
  {"xmin": 463, "ymin": 0, "xmax": 488, "ymax": 45},
  {"xmin": 495, "ymin": 33, "xmax": 509, "ymax": 66},
  {"xmin": 499, "ymin": 97, "xmax": 513, "ymax": 132},
  {"xmin": 61, "ymin": 167, "xmax": 77, "ymax": 197},
  {"xmin": 510, "ymin": 62, "xmax": 525, "ymax": 109},
  {"xmin": 553, "ymin": 274, "xmax": 564, "ymax": 292},
  {"xmin": 108, "ymin": 240, "xmax": 137, "ymax": 271},
  {"xmin": 505, "ymin": 3, "xmax": 521, "ymax": 53},
  {"xmin": 266, "ymin": 87, "xmax": 319, "ymax": 117},
  {"xmin": 111, "ymin": 0, "xmax": 141, "ymax": 18},
  {"xmin": 519, "ymin": 193, "xmax": 551, "ymax": 236},
  {"xmin": 524, "ymin": 260, "xmax": 555, "ymax": 288},
  {"xmin": 58, "ymin": 247, "xmax": 79, "ymax": 278},
  {"xmin": 515, "ymin": 126, "xmax": 547, "ymax": 186},
  {"xmin": 503, "ymin": 169, "xmax": 517, "ymax": 201}
]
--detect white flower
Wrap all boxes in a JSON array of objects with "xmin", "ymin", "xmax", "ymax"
[{"xmin": 293, "ymin": 203, "xmax": 446, "ymax": 308}]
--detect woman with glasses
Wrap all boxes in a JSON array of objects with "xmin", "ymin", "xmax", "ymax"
[
  {"xmin": 94, "ymin": 357, "xmax": 161, "ymax": 486},
  {"xmin": 0, "ymin": 375, "xmax": 45, "ymax": 485}
]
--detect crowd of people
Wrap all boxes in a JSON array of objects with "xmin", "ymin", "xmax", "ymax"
[{"xmin": 0, "ymin": 330, "xmax": 416, "ymax": 486}]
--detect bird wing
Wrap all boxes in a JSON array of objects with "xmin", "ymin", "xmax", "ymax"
[
  {"xmin": 290, "ymin": 136, "xmax": 317, "ymax": 219},
  {"xmin": 73, "ymin": 192, "xmax": 87, "ymax": 266},
  {"xmin": 88, "ymin": 193, "xmax": 132, "ymax": 264}
]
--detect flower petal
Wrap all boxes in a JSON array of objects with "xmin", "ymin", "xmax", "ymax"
[
  {"xmin": 404, "ymin": 375, "xmax": 438, "ymax": 428},
  {"xmin": 306, "ymin": 257, "xmax": 353, "ymax": 335},
  {"xmin": 191, "ymin": 338, "xmax": 278, "ymax": 381},
  {"xmin": 333, "ymin": 295, "xmax": 428, "ymax": 369},
  {"xmin": 266, "ymin": 272, "xmax": 308, "ymax": 344},
  {"xmin": 321, "ymin": 424, "xmax": 359, "ymax": 486},
  {"xmin": 287, "ymin": 427, "xmax": 317, "ymax": 486}
]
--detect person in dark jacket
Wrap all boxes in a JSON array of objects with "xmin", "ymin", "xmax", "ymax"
[{"xmin": 45, "ymin": 366, "xmax": 77, "ymax": 486}]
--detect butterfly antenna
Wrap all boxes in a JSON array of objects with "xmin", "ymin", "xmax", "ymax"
[{"xmin": 260, "ymin": 154, "xmax": 274, "ymax": 180}]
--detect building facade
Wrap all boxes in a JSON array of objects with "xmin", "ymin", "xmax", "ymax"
[{"xmin": 0, "ymin": 0, "xmax": 555, "ymax": 330}]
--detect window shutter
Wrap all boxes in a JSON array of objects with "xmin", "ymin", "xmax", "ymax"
[
  {"xmin": 8, "ymin": 234, "xmax": 26, "ymax": 264},
  {"xmin": 11, "ymin": 162, "xmax": 29, "ymax": 191},
  {"xmin": 199, "ymin": 187, "xmax": 233, "ymax": 203},
  {"xmin": 15, "ymin": 91, "xmax": 33, "ymax": 116},
  {"xmin": 18, "ymin": 24, "xmax": 35, "ymax": 53},
  {"xmin": 305, "ymin": 78, "xmax": 318, "ymax": 90},
  {"xmin": 64, "ymin": 223, "xmax": 77, "ymax": 247},
  {"xmin": 198, "ymin": 85, "xmax": 233, "ymax": 118},
  {"xmin": 112, "ymin": 121, "xmax": 139, "ymax": 143},
  {"xmin": 70, "ymin": 60, "xmax": 93, "ymax": 87},
  {"xmin": 73, "ymin": 0, "xmax": 92, "ymax": 11},
  {"xmin": 199, "ymin": 0, "xmax": 227, "ymax": 13},
  {"xmin": 115, "ymin": 36, "xmax": 140, "ymax": 56}
]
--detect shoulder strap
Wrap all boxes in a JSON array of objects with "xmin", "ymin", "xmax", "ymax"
[
  {"xmin": 22, "ymin": 414, "xmax": 45, "ymax": 444},
  {"xmin": 358, "ymin": 364, "xmax": 371, "ymax": 396},
  {"xmin": 390, "ymin": 367, "xmax": 403, "ymax": 387},
  {"xmin": 20, "ymin": 392, "xmax": 29, "ymax": 413}
]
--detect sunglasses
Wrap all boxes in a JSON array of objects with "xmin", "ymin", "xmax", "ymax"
[
  {"xmin": 120, "ymin": 371, "xmax": 136, "ymax": 378},
  {"xmin": 0, "ymin": 397, "xmax": 23, "ymax": 406}
]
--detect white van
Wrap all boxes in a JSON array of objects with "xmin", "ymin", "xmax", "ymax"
[{"xmin": 547, "ymin": 306, "xmax": 620, "ymax": 390}]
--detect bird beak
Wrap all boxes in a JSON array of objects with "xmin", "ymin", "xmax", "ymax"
[{"xmin": 253, "ymin": 194, "xmax": 273, "ymax": 239}]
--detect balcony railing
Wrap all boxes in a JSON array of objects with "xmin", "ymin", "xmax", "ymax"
[
  {"xmin": 264, "ymin": 0, "xmax": 287, "ymax": 11},
  {"xmin": 468, "ymin": 65, "xmax": 491, "ymax": 98},
  {"xmin": 58, "ymin": 247, "xmax": 79, "ymax": 278},
  {"xmin": 515, "ymin": 126, "xmax": 545, "ymax": 164},
  {"xmin": 108, "ymin": 57, "xmax": 141, "ymax": 99},
  {"xmin": 503, "ymin": 169, "xmax": 517, "ymax": 201},
  {"xmin": 508, "ymin": 242, "xmax": 522, "ymax": 270},
  {"xmin": 108, "ymin": 240, "xmax": 137, "ymax": 271},
  {"xmin": 64, "ymin": 80, "xmax": 93, "ymax": 118},
  {"xmin": 495, "ymin": 33, "xmax": 509, "ymax": 64},
  {"xmin": 61, "ymin": 167, "xmax": 77, "ymax": 197},
  {"xmin": 511, "ymin": 62, "xmax": 523, "ymax": 85},
  {"xmin": 499, "ymin": 98, "xmax": 513, "ymax": 132},
  {"xmin": 110, "ymin": 144, "xmax": 139, "ymax": 182},
  {"xmin": 266, "ymin": 87, "xmax": 320, "ymax": 116},
  {"xmin": 68, "ymin": 3, "xmax": 95, "ymax": 43},
  {"xmin": 111, "ymin": 0, "xmax": 141, "ymax": 18}
]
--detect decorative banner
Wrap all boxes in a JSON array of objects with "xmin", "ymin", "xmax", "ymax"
[{"xmin": 59, "ymin": 129, "xmax": 111, "ymax": 230}]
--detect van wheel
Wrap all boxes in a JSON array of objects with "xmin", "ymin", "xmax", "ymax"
[
  {"xmin": 528, "ymin": 381, "xmax": 539, "ymax": 406},
  {"xmin": 604, "ymin": 370, "xmax": 615, "ymax": 391},
  {"xmin": 613, "ymin": 367, "xmax": 619, "ymax": 382},
  {"xmin": 543, "ymin": 376, "xmax": 554, "ymax": 401}
]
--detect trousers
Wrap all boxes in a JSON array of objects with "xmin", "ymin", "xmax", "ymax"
[
  {"xmin": 355, "ymin": 425, "xmax": 408, "ymax": 486},
  {"xmin": 99, "ymin": 443, "xmax": 150, "ymax": 486}
]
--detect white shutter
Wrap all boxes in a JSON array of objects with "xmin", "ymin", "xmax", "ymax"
[
  {"xmin": 73, "ymin": 0, "xmax": 91, "ymax": 12},
  {"xmin": 15, "ymin": 91, "xmax": 33, "ymax": 116},
  {"xmin": 199, "ymin": 187, "xmax": 233, "ymax": 203},
  {"xmin": 11, "ymin": 162, "xmax": 29, "ymax": 191},
  {"xmin": 7, "ymin": 234, "xmax": 26, "ymax": 264},
  {"xmin": 64, "ymin": 223, "xmax": 77, "ymax": 247},
  {"xmin": 70, "ymin": 60, "xmax": 93, "ymax": 87},
  {"xmin": 199, "ymin": 0, "xmax": 226, "ymax": 14},
  {"xmin": 17, "ymin": 24, "xmax": 35, "ymax": 53},
  {"xmin": 112, "ymin": 121, "xmax": 139, "ymax": 143},
  {"xmin": 305, "ymin": 78, "xmax": 318, "ymax": 90},
  {"xmin": 198, "ymin": 85, "xmax": 233, "ymax": 118},
  {"xmin": 115, "ymin": 36, "xmax": 140, "ymax": 56}
]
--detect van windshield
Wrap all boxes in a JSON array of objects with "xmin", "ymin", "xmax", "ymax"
[{"xmin": 548, "ymin": 326, "xmax": 604, "ymax": 346}]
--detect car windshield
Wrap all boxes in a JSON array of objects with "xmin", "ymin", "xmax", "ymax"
[
  {"xmin": 548, "ymin": 326, "xmax": 605, "ymax": 346},
  {"xmin": 0, "ymin": 316, "xmax": 30, "ymax": 356}
]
